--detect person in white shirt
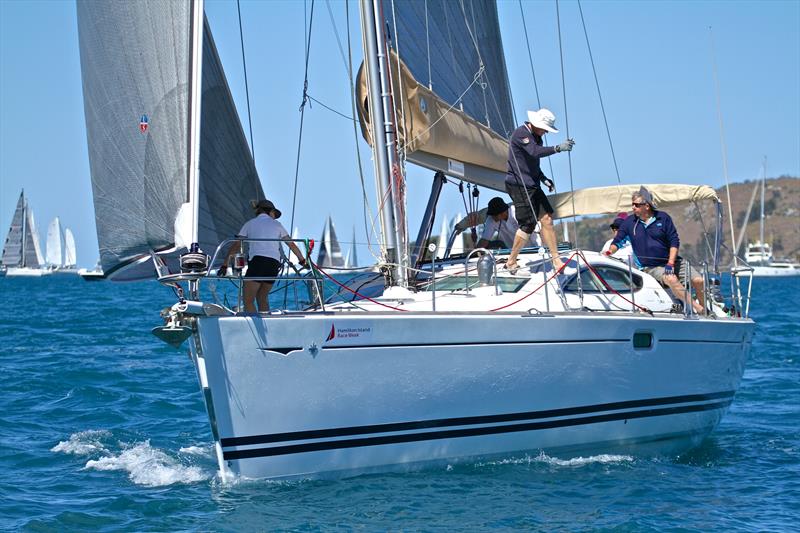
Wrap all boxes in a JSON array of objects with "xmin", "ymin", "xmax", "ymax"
[
  {"xmin": 476, "ymin": 197, "xmax": 541, "ymax": 250},
  {"xmin": 219, "ymin": 199, "xmax": 307, "ymax": 313},
  {"xmin": 601, "ymin": 212, "xmax": 633, "ymax": 262}
]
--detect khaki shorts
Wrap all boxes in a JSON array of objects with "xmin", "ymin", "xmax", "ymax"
[{"xmin": 643, "ymin": 258, "xmax": 698, "ymax": 287}]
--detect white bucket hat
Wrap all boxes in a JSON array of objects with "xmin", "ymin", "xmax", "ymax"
[{"xmin": 526, "ymin": 108, "xmax": 559, "ymax": 133}]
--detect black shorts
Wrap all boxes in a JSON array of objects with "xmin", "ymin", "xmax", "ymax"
[
  {"xmin": 245, "ymin": 256, "xmax": 281, "ymax": 280},
  {"xmin": 505, "ymin": 183, "xmax": 553, "ymax": 228}
]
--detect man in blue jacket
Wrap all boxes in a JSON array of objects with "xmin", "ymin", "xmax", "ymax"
[
  {"xmin": 504, "ymin": 108, "xmax": 574, "ymax": 273},
  {"xmin": 605, "ymin": 187, "xmax": 705, "ymax": 313}
]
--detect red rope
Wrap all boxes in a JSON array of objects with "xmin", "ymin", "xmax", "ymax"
[
  {"xmin": 310, "ymin": 260, "xmax": 408, "ymax": 312},
  {"xmin": 489, "ymin": 252, "xmax": 578, "ymax": 312}
]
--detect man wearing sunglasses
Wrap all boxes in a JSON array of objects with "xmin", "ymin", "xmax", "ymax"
[{"xmin": 604, "ymin": 187, "xmax": 705, "ymax": 313}]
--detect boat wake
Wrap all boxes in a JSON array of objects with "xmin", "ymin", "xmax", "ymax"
[{"xmin": 51, "ymin": 431, "xmax": 211, "ymax": 487}]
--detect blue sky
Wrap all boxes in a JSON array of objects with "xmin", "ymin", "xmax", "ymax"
[{"xmin": 1, "ymin": 0, "xmax": 798, "ymax": 268}]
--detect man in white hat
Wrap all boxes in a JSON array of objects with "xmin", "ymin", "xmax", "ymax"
[{"xmin": 504, "ymin": 108, "xmax": 574, "ymax": 273}]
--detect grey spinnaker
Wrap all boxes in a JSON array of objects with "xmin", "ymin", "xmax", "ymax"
[{"xmin": 77, "ymin": 0, "xmax": 263, "ymax": 280}]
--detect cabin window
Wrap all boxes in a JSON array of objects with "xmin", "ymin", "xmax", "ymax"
[
  {"xmin": 563, "ymin": 266, "xmax": 643, "ymax": 293},
  {"xmin": 422, "ymin": 276, "xmax": 529, "ymax": 293}
]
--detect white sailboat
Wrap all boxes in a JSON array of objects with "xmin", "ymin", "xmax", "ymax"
[
  {"xmin": 63, "ymin": 228, "xmax": 78, "ymax": 273},
  {"xmin": 316, "ymin": 216, "xmax": 346, "ymax": 269},
  {"xmin": 2, "ymin": 190, "xmax": 49, "ymax": 277},
  {"xmin": 77, "ymin": 0, "xmax": 754, "ymax": 480},
  {"xmin": 46, "ymin": 217, "xmax": 64, "ymax": 270},
  {"xmin": 741, "ymin": 159, "xmax": 800, "ymax": 276}
]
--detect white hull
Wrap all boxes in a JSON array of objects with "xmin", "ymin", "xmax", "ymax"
[
  {"xmin": 5, "ymin": 267, "xmax": 51, "ymax": 277},
  {"xmin": 191, "ymin": 311, "xmax": 753, "ymax": 479},
  {"xmin": 735, "ymin": 263, "xmax": 800, "ymax": 277},
  {"xmin": 748, "ymin": 264, "xmax": 800, "ymax": 277}
]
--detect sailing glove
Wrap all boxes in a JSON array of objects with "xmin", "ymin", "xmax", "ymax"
[
  {"xmin": 664, "ymin": 263, "xmax": 674, "ymax": 276},
  {"xmin": 555, "ymin": 139, "xmax": 575, "ymax": 153},
  {"xmin": 542, "ymin": 177, "xmax": 555, "ymax": 192}
]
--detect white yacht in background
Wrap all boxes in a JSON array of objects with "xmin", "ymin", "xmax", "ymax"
[
  {"xmin": 2, "ymin": 190, "xmax": 49, "ymax": 277},
  {"xmin": 739, "ymin": 159, "xmax": 800, "ymax": 277},
  {"xmin": 77, "ymin": 0, "xmax": 755, "ymax": 480}
]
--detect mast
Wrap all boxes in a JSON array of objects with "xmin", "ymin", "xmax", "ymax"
[
  {"xmin": 359, "ymin": 0, "xmax": 407, "ymax": 287},
  {"xmin": 21, "ymin": 193, "xmax": 27, "ymax": 268},
  {"xmin": 187, "ymin": 0, "xmax": 204, "ymax": 249},
  {"xmin": 759, "ymin": 156, "xmax": 766, "ymax": 261}
]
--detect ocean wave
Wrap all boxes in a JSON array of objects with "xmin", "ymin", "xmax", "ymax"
[
  {"xmin": 50, "ymin": 429, "xmax": 111, "ymax": 455},
  {"xmin": 84, "ymin": 440, "xmax": 210, "ymax": 487}
]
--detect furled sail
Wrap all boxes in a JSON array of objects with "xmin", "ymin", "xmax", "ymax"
[
  {"xmin": 64, "ymin": 228, "xmax": 77, "ymax": 268},
  {"xmin": 357, "ymin": 0, "xmax": 514, "ymax": 190},
  {"xmin": 46, "ymin": 217, "xmax": 64, "ymax": 267},
  {"xmin": 77, "ymin": 1, "xmax": 263, "ymax": 280}
]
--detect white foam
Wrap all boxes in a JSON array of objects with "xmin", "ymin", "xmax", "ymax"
[
  {"xmin": 475, "ymin": 451, "xmax": 634, "ymax": 468},
  {"xmin": 84, "ymin": 441, "xmax": 210, "ymax": 487},
  {"xmin": 179, "ymin": 445, "xmax": 212, "ymax": 456},
  {"xmin": 51, "ymin": 430, "xmax": 111, "ymax": 456}
]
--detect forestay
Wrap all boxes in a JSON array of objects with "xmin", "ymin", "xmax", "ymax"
[
  {"xmin": 356, "ymin": 0, "xmax": 514, "ymax": 190},
  {"xmin": 77, "ymin": 0, "xmax": 263, "ymax": 280}
]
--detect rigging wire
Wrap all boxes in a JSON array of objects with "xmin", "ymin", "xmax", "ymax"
[
  {"xmin": 517, "ymin": 0, "xmax": 556, "ymax": 189},
  {"xmin": 235, "ymin": 0, "xmax": 259, "ymax": 198},
  {"xmin": 709, "ymin": 27, "xmax": 738, "ymax": 268},
  {"xmin": 289, "ymin": 0, "xmax": 316, "ymax": 231},
  {"xmin": 577, "ymin": 0, "xmax": 621, "ymax": 184},
  {"xmin": 555, "ymin": 0, "xmax": 579, "ymax": 248}
]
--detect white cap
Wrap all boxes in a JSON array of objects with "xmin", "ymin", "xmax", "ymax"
[{"xmin": 526, "ymin": 108, "xmax": 559, "ymax": 133}]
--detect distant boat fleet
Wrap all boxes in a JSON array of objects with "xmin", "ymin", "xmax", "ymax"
[{"xmin": 1, "ymin": 189, "xmax": 104, "ymax": 279}]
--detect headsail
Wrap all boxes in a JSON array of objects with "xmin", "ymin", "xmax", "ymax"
[
  {"xmin": 357, "ymin": 0, "xmax": 514, "ymax": 190},
  {"xmin": 64, "ymin": 228, "xmax": 77, "ymax": 268},
  {"xmin": 46, "ymin": 217, "xmax": 64, "ymax": 267},
  {"xmin": 77, "ymin": 1, "xmax": 263, "ymax": 280}
]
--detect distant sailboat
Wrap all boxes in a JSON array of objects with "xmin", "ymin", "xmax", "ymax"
[
  {"xmin": 740, "ymin": 158, "xmax": 800, "ymax": 277},
  {"xmin": 46, "ymin": 217, "xmax": 64, "ymax": 270},
  {"xmin": 2, "ymin": 190, "xmax": 49, "ymax": 277},
  {"xmin": 316, "ymin": 216, "xmax": 345, "ymax": 268},
  {"xmin": 435, "ymin": 214, "xmax": 448, "ymax": 259},
  {"xmin": 78, "ymin": 259, "xmax": 105, "ymax": 281},
  {"xmin": 64, "ymin": 228, "xmax": 78, "ymax": 270}
]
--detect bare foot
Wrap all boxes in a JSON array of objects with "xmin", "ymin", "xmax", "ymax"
[
  {"xmin": 505, "ymin": 262, "xmax": 520, "ymax": 275},
  {"xmin": 551, "ymin": 258, "xmax": 565, "ymax": 271}
]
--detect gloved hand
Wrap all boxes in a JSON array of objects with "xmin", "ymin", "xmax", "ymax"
[
  {"xmin": 664, "ymin": 263, "xmax": 674, "ymax": 276},
  {"xmin": 542, "ymin": 177, "xmax": 555, "ymax": 192},
  {"xmin": 218, "ymin": 264, "xmax": 227, "ymax": 276},
  {"xmin": 555, "ymin": 138, "xmax": 575, "ymax": 153}
]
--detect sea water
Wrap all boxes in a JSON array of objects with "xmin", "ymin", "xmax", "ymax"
[{"xmin": 1, "ymin": 275, "xmax": 797, "ymax": 531}]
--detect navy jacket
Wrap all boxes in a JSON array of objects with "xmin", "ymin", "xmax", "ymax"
[
  {"xmin": 612, "ymin": 210, "xmax": 680, "ymax": 267},
  {"xmin": 505, "ymin": 124, "xmax": 556, "ymax": 189}
]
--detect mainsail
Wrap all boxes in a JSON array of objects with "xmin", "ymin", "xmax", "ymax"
[
  {"xmin": 317, "ymin": 216, "xmax": 345, "ymax": 268},
  {"xmin": 46, "ymin": 217, "xmax": 64, "ymax": 267},
  {"xmin": 1, "ymin": 190, "xmax": 42, "ymax": 269},
  {"xmin": 77, "ymin": 0, "xmax": 263, "ymax": 280},
  {"xmin": 357, "ymin": 0, "xmax": 514, "ymax": 190}
]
